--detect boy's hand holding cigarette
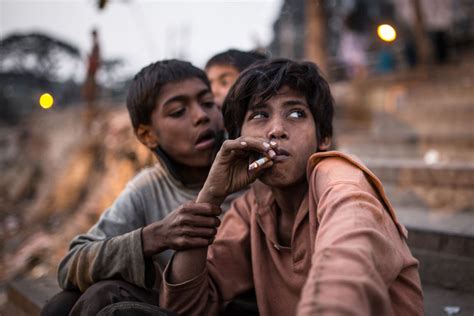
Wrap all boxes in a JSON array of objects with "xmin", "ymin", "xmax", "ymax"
[{"xmin": 197, "ymin": 137, "xmax": 278, "ymax": 205}]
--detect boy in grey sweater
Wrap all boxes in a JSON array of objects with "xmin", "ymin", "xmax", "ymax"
[{"xmin": 42, "ymin": 60, "xmax": 231, "ymax": 315}]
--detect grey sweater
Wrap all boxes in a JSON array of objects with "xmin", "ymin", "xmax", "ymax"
[{"xmin": 58, "ymin": 161, "xmax": 236, "ymax": 292}]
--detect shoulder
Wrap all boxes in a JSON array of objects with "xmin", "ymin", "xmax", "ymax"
[
  {"xmin": 126, "ymin": 162, "xmax": 168, "ymax": 191},
  {"xmin": 307, "ymin": 151, "xmax": 368, "ymax": 187}
]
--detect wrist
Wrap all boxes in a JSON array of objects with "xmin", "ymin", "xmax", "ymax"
[
  {"xmin": 196, "ymin": 185, "xmax": 226, "ymax": 205},
  {"xmin": 142, "ymin": 222, "xmax": 167, "ymax": 257}
]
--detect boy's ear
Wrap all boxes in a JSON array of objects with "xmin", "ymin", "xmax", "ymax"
[
  {"xmin": 318, "ymin": 137, "xmax": 331, "ymax": 151},
  {"xmin": 136, "ymin": 124, "xmax": 159, "ymax": 149}
]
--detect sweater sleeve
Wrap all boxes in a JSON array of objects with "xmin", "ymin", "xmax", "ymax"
[
  {"xmin": 57, "ymin": 184, "xmax": 155, "ymax": 292},
  {"xmin": 297, "ymin": 157, "xmax": 405, "ymax": 315},
  {"xmin": 159, "ymin": 192, "xmax": 255, "ymax": 316}
]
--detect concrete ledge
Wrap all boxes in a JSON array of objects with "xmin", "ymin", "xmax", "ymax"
[
  {"xmin": 400, "ymin": 209, "xmax": 474, "ymax": 292},
  {"xmin": 399, "ymin": 207, "xmax": 474, "ymax": 237},
  {"xmin": 3, "ymin": 277, "xmax": 60, "ymax": 316},
  {"xmin": 413, "ymin": 248, "xmax": 474, "ymax": 292},
  {"xmin": 423, "ymin": 284, "xmax": 474, "ymax": 316},
  {"xmin": 366, "ymin": 159, "xmax": 474, "ymax": 187}
]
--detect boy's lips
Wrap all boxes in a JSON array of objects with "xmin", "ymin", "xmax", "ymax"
[
  {"xmin": 273, "ymin": 147, "xmax": 290, "ymax": 162},
  {"xmin": 195, "ymin": 129, "xmax": 216, "ymax": 150}
]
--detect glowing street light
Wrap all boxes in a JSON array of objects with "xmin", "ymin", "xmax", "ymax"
[
  {"xmin": 39, "ymin": 93, "xmax": 54, "ymax": 109},
  {"xmin": 377, "ymin": 24, "xmax": 397, "ymax": 42}
]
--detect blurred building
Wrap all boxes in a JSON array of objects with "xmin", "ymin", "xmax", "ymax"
[{"xmin": 268, "ymin": 0, "xmax": 474, "ymax": 79}]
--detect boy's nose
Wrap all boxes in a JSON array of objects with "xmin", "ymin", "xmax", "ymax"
[
  {"xmin": 192, "ymin": 103, "xmax": 210, "ymax": 126},
  {"xmin": 267, "ymin": 121, "xmax": 288, "ymax": 140}
]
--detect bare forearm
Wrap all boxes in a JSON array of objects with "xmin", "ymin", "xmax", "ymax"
[
  {"xmin": 168, "ymin": 190, "xmax": 223, "ymax": 283},
  {"xmin": 168, "ymin": 248, "xmax": 208, "ymax": 283}
]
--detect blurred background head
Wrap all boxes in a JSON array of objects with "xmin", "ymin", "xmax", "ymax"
[{"xmin": 205, "ymin": 49, "xmax": 267, "ymax": 109}]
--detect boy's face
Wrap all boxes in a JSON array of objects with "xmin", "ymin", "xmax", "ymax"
[
  {"xmin": 139, "ymin": 78, "xmax": 224, "ymax": 167},
  {"xmin": 206, "ymin": 64, "xmax": 240, "ymax": 109},
  {"xmin": 241, "ymin": 86, "xmax": 329, "ymax": 188}
]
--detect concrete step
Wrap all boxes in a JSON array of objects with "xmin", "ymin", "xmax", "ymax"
[
  {"xmin": 336, "ymin": 132, "xmax": 474, "ymax": 162},
  {"xmin": 370, "ymin": 111, "xmax": 474, "ymax": 136},
  {"xmin": 366, "ymin": 159, "xmax": 474, "ymax": 187},
  {"xmin": 398, "ymin": 207, "xmax": 474, "ymax": 237},
  {"xmin": 423, "ymin": 284, "xmax": 474, "ymax": 316},
  {"xmin": 1, "ymin": 276, "xmax": 60, "ymax": 316},
  {"xmin": 364, "ymin": 159, "xmax": 474, "ymax": 212},
  {"xmin": 403, "ymin": 83, "xmax": 474, "ymax": 109},
  {"xmin": 398, "ymin": 207, "xmax": 474, "ymax": 292}
]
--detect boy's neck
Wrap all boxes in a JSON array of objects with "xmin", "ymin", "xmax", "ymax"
[
  {"xmin": 272, "ymin": 180, "xmax": 308, "ymax": 246},
  {"xmin": 154, "ymin": 146, "xmax": 210, "ymax": 188},
  {"xmin": 272, "ymin": 179, "xmax": 308, "ymax": 216},
  {"xmin": 175, "ymin": 163, "xmax": 210, "ymax": 187}
]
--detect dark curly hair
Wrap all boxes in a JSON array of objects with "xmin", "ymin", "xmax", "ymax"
[
  {"xmin": 205, "ymin": 49, "xmax": 268, "ymax": 72},
  {"xmin": 223, "ymin": 58, "xmax": 334, "ymax": 144}
]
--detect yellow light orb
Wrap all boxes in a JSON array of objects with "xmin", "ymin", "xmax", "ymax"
[
  {"xmin": 377, "ymin": 24, "xmax": 397, "ymax": 42},
  {"xmin": 39, "ymin": 93, "xmax": 54, "ymax": 109}
]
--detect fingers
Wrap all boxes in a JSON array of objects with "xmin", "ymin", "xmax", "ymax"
[
  {"xmin": 175, "ymin": 204, "xmax": 221, "ymax": 227},
  {"xmin": 182, "ymin": 226, "xmax": 217, "ymax": 238},
  {"xmin": 183, "ymin": 214, "xmax": 221, "ymax": 228},
  {"xmin": 221, "ymin": 137, "xmax": 277, "ymax": 160},
  {"xmin": 181, "ymin": 202, "xmax": 222, "ymax": 216}
]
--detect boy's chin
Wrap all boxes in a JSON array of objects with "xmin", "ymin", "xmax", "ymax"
[
  {"xmin": 258, "ymin": 168, "xmax": 303, "ymax": 189},
  {"xmin": 184, "ymin": 154, "xmax": 215, "ymax": 168}
]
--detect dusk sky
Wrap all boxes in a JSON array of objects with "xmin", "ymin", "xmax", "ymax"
[{"xmin": 0, "ymin": 0, "xmax": 281, "ymax": 77}]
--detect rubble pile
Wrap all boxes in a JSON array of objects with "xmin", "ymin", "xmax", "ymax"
[{"xmin": 0, "ymin": 106, "xmax": 154, "ymax": 285}]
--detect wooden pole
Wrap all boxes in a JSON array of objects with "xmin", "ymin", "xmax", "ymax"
[
  {"xmin": 305, "ymin": 0, "xmax": 328, "ymax": 76},
  {"xmin": 412, "ymin": 0, "xmax": 430, "ymax": 68}
]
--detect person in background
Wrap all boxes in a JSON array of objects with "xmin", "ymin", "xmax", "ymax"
[
  {"xmin": 205, "ymin": 49, "xmax": 267, "ymax": 109},
  {"xmin": 82, "ymin": 28, "xmax": 101, "ymax": 128}
]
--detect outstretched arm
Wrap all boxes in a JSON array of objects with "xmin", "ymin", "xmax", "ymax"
[{"xmin": 298, "ymin": 157, "xmax": 421, "ymax": 315}]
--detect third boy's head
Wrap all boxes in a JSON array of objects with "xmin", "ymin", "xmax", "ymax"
[
  {"xmin": 205, "ymin": 49, "xmax": 267, "ymax": 109},
  {"xmin": 127, "ymin": 60, "xmax": 224, "ymax": 168},
  {"xmin": 223, "ymin": 59, "xmax": 334, "ymax": 187}
]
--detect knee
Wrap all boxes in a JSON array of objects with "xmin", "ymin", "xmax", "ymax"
[
  {"xmin": 41, "ymin": 290, "xmax": 82, "ymax": 316},
  {"xmin": 69, "ymin": 280, "xmax": 152, "ymax": 316},
  {"xmin": 82, "ymin": 280, "xmax": 124, "ymax": 299}
]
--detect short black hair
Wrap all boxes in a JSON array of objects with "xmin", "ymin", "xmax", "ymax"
[
  {"xmin": 126, "ymin": 59, "xmax": 210, "ymax": 130},
  {"xmin": 223, "ymin": 58, "xmax": 334, "ymax": 144},
  {"xmin": 205, "ymin": 49, "xmax": 267, "ymax": 72}
]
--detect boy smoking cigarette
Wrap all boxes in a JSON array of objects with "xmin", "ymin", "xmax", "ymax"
[{"xmin": 160, "ymin": 59, "xmax": 423, "ymax": 316}]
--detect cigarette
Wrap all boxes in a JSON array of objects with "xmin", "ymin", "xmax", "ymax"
[{"xmin": 248, "ymin": 156, "xmax": 271, "ymax": 171}]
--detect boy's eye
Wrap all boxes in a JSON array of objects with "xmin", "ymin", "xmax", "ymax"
[
  {"xmin": 288, "ymin": 109, "xmax": 305, "ymax": 119},
  {"xmin": 169, "ymin": 108, "xmax": 185, "ymax": 118},
  {"xmin": 219, "ymin": 79, "xmax": 230, "ymax": 87},
  {"xmin": 202, "ymin": 100, "xmax": 215, "ymax": 108},
  {"xmin": 248, "ymin": 111, "xmax": 268, "ymax": 120}
]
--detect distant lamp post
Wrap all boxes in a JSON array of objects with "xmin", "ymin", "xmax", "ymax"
[
  {"xmin": 377, "ymin": 24, "xmax": 397, "ymax": 42},
  {"xmin": 39, "ymin": 93, "xmax": 54, "ymax": 109}
]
